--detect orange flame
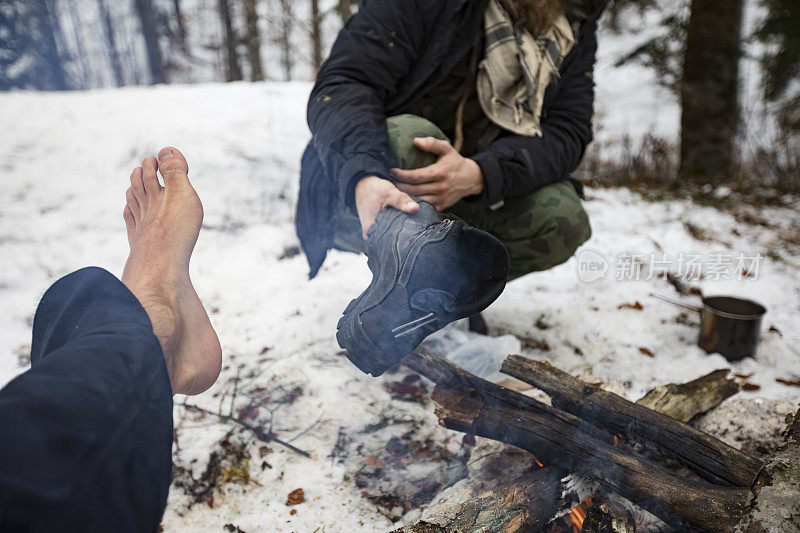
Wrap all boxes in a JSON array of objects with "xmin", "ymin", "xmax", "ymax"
[{"xmin": 567, "ymin": 497, "xmax": 594, "ymax": 532}]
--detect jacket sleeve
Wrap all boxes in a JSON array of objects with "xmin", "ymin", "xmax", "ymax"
[
  {"xmin": 470, "ymin": 19, "xmax": 598, "ymax": 206},
  {"xmin": 308, "ymin": 0, "xmax": 433, "ymax": 207}
]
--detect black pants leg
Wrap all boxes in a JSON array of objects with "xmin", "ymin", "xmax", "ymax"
[{"xmin": 0, "ymin": 267, "xmax": 174, "ymax": 532}]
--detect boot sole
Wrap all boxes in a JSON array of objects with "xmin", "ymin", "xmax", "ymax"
[{"xmin": 337, "ymin": 211, "xmax": 508, "ymax": 376}]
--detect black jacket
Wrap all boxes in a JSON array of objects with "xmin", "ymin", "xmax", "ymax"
[{"xmin": 297, "ymin": 0, "xmax": 603, "ymax": 278}]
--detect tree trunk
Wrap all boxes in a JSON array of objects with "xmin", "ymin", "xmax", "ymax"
[
  {"xmin": 97, "ymin": 0, "xmax": 124, "ymax": 87},
  {"xmin": 274, "ymin": 0, "xmax": 294, "ymax": 81},
  {"xmin": 242, "ymin": 0, "xmax": 264, "ymax": 81},
  {"xmin": 66, "ymin": 0, "xmax": 93, "ymax": 89},
  {"xmin": 134, "ymin": 0, "xmax": 166, "ymax": 84},
  {"xmin": 35, "ymin": 0, "xmax": 68, "ymax": 90},
  {"xmin": 679, "ymin": 0, "xmax": 744, "ymax": 182},
  {"xmin": 310, "ymin": 0, "xmax": 323, "ymax": 73},
  {"xmin": 217, "ymin": 0, "xmax": 242, "ymax": 81},
  {"xmin": 172, "ymin": 0, "xmax": 188, "ymax": 54}
]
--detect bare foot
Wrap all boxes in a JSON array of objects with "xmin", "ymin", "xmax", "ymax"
[{"xmin": 122, "ymin": 147, "xmax": 222, "ymax": 396}]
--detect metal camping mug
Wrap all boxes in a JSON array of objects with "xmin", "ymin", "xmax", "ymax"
[{"xmin": 649, "ymin": 293, "xmax": 767, "ymax": 361}]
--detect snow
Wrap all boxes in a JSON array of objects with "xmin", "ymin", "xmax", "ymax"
[{"xmin": 1, "ymin": 80, "xmax": 798, "ymax": 532}]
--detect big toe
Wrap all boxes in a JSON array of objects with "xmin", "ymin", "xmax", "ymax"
[{"xmin": 158, "ymin": 147, "xmax": 190, "ymax": 186}]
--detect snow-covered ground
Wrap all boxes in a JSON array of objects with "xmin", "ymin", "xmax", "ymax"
[{"xmin": 1, "ymin": 80, "xmax": 798, "ymax": 532}]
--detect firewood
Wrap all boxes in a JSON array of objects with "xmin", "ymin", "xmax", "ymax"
[
  {"xmin": 735, "ymin": 406, "xmax": 800, "ymax": 531},
  {"xmin": 581, "ymin": 502, "xmax": 636, "ymax": 533},
  {"xmin": 636, "ymin": 368, "xmax": 740, "ymax": 422},
  {"xmin": 404, "ymin": 347, "xmax": 751, "ymax": 532},
  {"xmin": 393, "ymin": 466, "xmax": 567, "ymax": 533},
  {"xmin": 500, "ymin": 355, "xmax": 761, "ymax": 487}
]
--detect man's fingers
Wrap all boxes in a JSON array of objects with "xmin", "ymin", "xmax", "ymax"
[
  {"xmin": 395, "ymin": 181, "xmax": 441, "ymax": 197},
  {"xmin": 391, "ymin": 166, "xmax": 437, "ymax": 184},
  {"xmin": 385, "ymin": 190, "xmax": 419, "ymax": 214},
  {"xmin": 414, "ymin": 136, "xmax": 452, "ymax": 156}
]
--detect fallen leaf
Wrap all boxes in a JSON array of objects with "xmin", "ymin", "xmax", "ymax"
[
  {"xmin": 741, "ymin": 382, "xmax": 761, "ymax": 392},
  {"xmin": 776, "ymin": 377, "xmax": 800, "ymax": 388},
  {"xmin": 364, "ymin": 455, "xmax": 385, "ymax": 469},
  {"xmin": 618, "ymin": 301, "xmax": 644, "ymax": 311},
  {"xmin": 768, "ymin": 326, "xmax": 783, "ymax": 337},
  {"xmin": 733, "ymin": 373, "xmax": 753, "ymax": 379},
  {"xmin": 638, "ymin": 347, "xmax": 655, "ymax": 358},
  {"xmin": 523, "ymin": 338, "xmax": 551, "ymax": 351},
  {"xmin": 237, "ymin": 405, "xmax": 259, "ymax": 422},
  {"xmin": 290, "ymin": 509, "xmax": 297, "ymax": 516},
  {"xmin": 258, "ymin": 446, "xmax": 273, "ymax": 457},
  {"xmin": 285, "ymin": 488, "xmax": 305, "ymax": 506},
  {"xmin": 385, "ymin": 374, "xmax": 428, "ymax": 402}
]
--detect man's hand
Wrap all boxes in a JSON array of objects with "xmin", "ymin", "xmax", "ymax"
[
  {"xmin": 391, "ymin": 137, "xmax": 484, "ymax": 211},
  {"xmin": 355, "ymin": 176, "xmax": 419, "ymax": 239}
]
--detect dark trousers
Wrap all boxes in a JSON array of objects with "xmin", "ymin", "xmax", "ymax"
[{"xmin": 0, "ymin": 268, "xmax": 173, "ymax": 532}]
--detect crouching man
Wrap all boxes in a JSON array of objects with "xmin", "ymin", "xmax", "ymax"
[{"xmin": 297, "ymin": 0, "xmax": 604, "ymax": 375}]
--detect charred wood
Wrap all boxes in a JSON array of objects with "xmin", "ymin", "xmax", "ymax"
[
  {"xmin": 394, "ymin": 466, "xmax": 566, "ymax": 533},
  {"xmin": 581, "ymin": 501, "xmax": 636, "ymax": 533},
  {"xmin": 404, "ymin": 347, "xmax": 751, "ymax": 532},
  {"xmin": 501, "ymin": 355, "xmax": 762, "ymax": 487}
]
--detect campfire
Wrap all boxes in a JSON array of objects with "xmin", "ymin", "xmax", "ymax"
[{"xmin": 394, "ymin": 346, "xmax": 800, "ymax": 532}]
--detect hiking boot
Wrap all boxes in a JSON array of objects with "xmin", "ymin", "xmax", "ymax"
[{"xmin": 336, "ymin": 200, "xmax": 509, "ymax": 376}]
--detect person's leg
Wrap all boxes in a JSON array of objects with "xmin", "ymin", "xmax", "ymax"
[
  {"xmin": 330, "ymin": 114, "xmax": 450, "ymax": 254},
  {"xmin": 381, "ymin": 114, "xmax": 592, "ymax": 281},
  {"xmin": 448, "ymin": 181, "xmax": 592, "ymax": 280},
  {"xmin": 0, "ymin": 267, "xmax": 173, "ymax": 532},
  {"xmin": 0, "ymin": 148, "xmax": 221, "ymax": 531}
]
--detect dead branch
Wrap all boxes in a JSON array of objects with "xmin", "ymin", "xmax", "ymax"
[{"xmin": 182, "ymin": 403, "xmax": 314, "ymax": 459}]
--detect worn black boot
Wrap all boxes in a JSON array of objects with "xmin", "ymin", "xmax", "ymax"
[{"xmin": 336, "ymin": 200, "xmax": 509, "ymax": 376}]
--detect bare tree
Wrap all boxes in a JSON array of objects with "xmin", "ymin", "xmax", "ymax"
[
  {"xmin": 243, "ymin": 0, "xmax": 264, "ymax": 81},
  {"xmin": 310, "ymin": 0, "xmax": 323, "ymax": 73},
  {"xmin": 133, "ymin": 0, "xmax": 166, "ymax": 84},
  {"xmin": 271, "ymin": 0, "xmax": 295, "ymax": 81},
  {"xmin": 97, "ymin": 0, "xmax": 123, "ymax": 86},
  {"xmin": 172, "ymin": 0, "xmax": 188, "ymax": 53},
  {"xmin": 36, "ymin": 0, "xmax": 68, "ymax": 90},
  {"xmin": 217, "ymin": 0, "xmax": 243, "ymax": 81},
  {"xmin": 679, "ymin": 0, "xmax": 744, "ymax": 182},
  {"xmin": 65, "ymin": 0, "xmax": 94, "ymax": 88}
]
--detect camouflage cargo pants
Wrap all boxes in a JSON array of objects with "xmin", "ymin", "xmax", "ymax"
[{"xmin": 332, "ymin": 114, "xmax": 592, "ymax": 280}]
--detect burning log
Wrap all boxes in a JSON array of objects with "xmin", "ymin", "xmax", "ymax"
[
  {"xmin": 636, "ymin": 368, "xmax": 740, "ymax": 422},
  {"xmin": 580, "ymin": 501, "xmax": 635, "ymax": 533},
  {"xmin": 403, "ymin": 347, "xmax": 752, "ymax": 532},
  {"xmin": 500, "ymin": 355, "xmax": 762, "ymax": 487},
  {"xmin": 394, "ymin": 466, "xmax": 568, "ymax": 533}
]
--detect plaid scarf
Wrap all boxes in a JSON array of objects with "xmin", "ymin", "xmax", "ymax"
[{"xmin": 476, "ymin": 0, "xmax": 576, "ymax": 137}]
